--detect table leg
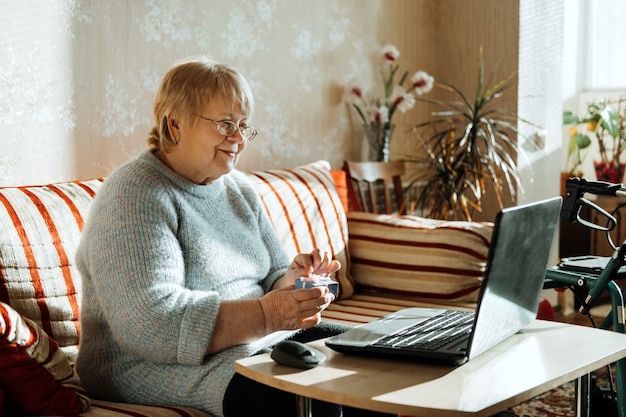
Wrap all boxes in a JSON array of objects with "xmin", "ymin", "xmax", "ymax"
[
  {"xmin": 575, "ymin": 373, "xmax": 591, "ymax": 417},
  {"xmin": 296, "ymin": 395, "xmax": 312, "ymax": 417},
  {"xmin": 606, "ymin": 281, "xmax": 626, "ymax": 417}
]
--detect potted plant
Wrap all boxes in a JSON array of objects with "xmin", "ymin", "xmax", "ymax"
[
  {"xmin": 345, "ymin": 44, "xmax": 434, "ymax": 161},
  {"xmin": 562, "ymin": 111, "xmax": 592, "ymax": 176},
  {"xmin": 563, "ymin": 98, "xmax": 626, "ymax": 184},
  {"xmin": 561, "ymin": 110, "xmax": 592, "ymax": 195},
  {"xmin": 404, "ymin": 54, "xmax": 537, "ymax": 221}
]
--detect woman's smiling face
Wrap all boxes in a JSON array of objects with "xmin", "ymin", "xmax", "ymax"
[{"xmin": 157, "ymin": 99, "xmax": 252, "ymax": 185}]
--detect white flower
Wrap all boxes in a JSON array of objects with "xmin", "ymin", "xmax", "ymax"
[
  {"xmin": 344, "ymin": 85, "xmax": 364, "ymax": 105},
  {"xmin": 345, "ymin": 44, "xmax": 433, "ymax": 131},
  {"xmin": 380, "ymin": 44, "xmax": 400, "ymax": 63},
  {"xmin": 411, "ymin": 71, "xmax": 435, "ymax": 95},
  {"xmin": 366, "ymin": 105, "xmax": 389, "ymax": 124},
  {"xmin": 389, "ymin": 85, "xmax": 415, "ymax": 113}
]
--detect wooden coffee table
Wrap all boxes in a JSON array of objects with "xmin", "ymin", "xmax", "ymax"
[{"xmin": 236, "ymin": 320, "xmax": 626, "ymax": 417}]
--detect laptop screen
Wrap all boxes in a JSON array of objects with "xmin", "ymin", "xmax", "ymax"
[{"xmin": 468, "ymin": 197, "xmax": 561, "ymax": 360}]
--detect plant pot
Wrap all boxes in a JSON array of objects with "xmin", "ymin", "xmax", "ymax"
[
  {"xmin": 594, "ymin": 161, "xmax": 625, "ymax": 184},
  {"xmin": 560, "ymin": 171, "xmax": 583, "ymax": 196}
]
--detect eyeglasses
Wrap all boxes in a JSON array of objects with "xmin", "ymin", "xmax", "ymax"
[{"xmin": 195, "ymin": 115, "xmax": 258, "ymax": 141}]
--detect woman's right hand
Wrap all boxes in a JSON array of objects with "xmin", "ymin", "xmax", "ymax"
[
  {"xmin": 258, "ymin": 286, "xmax": 334, "ymax": 332},
  {"xmin": 206, "ymin": 284, "xmax": 334, "ymax": 355}
]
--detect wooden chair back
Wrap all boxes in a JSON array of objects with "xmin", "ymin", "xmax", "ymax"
[{"xmin": 343, "ymin": 160, "xmax": 406, "ymax": 215}]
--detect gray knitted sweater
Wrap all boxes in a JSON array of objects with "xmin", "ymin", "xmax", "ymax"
[{"xmin": 75, "ymin": 151, "xmax": 292, "ymax": 417}]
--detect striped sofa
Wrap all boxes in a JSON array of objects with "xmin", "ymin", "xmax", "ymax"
[{"xmin": 0, "ymin": 160, "xmax": 492, "ymax": 417}]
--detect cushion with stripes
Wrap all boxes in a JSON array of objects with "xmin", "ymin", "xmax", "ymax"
[
  {"xmin": 246, "ymin": 161, "xmax": 354, "ymax": 299},
  {"xmin": 0, "ymin": 178, "xmax": 104, "ymax": 356},
  {"xmin": 347, "ymin": 212, "xmax": 494, "ymax": 302},
  {"xmin": 0, "ymin": 301, "xmax": 90, "ymax": 415},
  {"xmin": 323, "ymin": 292, "xmax": 476, "ymax": 327}
]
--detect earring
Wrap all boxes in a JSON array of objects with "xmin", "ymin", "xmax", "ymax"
[{"xmin": 173, "ymin": 137, "xmax": 178, "ymax": 145}]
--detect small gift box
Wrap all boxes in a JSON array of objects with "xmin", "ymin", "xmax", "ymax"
[{"xmin": 294, "ymin": 274, "xmax": 339, "ymax": 297}]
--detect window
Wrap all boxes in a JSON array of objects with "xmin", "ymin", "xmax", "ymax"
[{"xmin": 585, "ymin": 0, "xmax": 626, "ymax": 89}]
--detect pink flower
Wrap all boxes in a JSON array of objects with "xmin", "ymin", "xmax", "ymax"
[
  {"xmin": 411, "ymin": 71, "xmax": 434, "ymax": 95},
  {"xmin": 381, "ymin": 44, "xmax": 400, "ymax": 63}
]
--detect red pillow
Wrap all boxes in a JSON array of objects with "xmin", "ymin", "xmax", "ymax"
[
  {"xmin": 0, "ymin": 388, "xmax": 5, "ymax": 417},
  {"xmin": 0, "ymin": 302, "xmax": 90, "ymax": 415}
]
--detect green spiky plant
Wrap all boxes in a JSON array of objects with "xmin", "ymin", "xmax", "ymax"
[{"xmin": 404, "ymin": 56, "xmax": 535, "ymax": 221}]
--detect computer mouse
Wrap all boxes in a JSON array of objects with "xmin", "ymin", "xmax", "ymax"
[{"xmin": 270, "ymin": 340, "xmax": 326, "ymax": 369}]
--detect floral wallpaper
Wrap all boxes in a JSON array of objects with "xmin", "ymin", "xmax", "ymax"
[
  {"xmin": 2, "ymin": 0, "xmax": 563, "ymax": 223},
  {"xmin": 3, "ymin": 0, "xmax": 409, "ymax": 186}
]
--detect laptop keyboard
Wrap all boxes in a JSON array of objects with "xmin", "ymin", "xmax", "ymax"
[{"xmin": 371, "ymin": 310, "xmax": 475, "ymax": 351}]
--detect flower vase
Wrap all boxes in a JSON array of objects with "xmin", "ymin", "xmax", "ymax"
[
  {"xmin": 594, "ymin": 161, "xmax": 625, "ymax": 184},
  {"xmin": 365, "ymin": 123, "xmax": 395, "ymax": 162}
]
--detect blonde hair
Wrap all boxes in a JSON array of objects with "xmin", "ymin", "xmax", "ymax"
[{"xmin": 147, "ymin": 57, "xmax": 255, "ymax": 150}]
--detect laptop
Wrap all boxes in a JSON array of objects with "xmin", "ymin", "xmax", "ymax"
[{"xmin": 326, "ymin": 196, "xmax": 562, "ymax": 366}]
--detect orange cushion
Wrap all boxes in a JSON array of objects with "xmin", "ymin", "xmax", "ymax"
[{"xmin": 330, "ymin": 169, "xmax": 349, "ymax": 213}]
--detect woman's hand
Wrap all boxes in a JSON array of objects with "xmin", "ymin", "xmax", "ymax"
[
  {"xmin": 273, "ymin": 248, "xmax": 341, "ymax": 290},
  {"xmin": 257, "ymin": 248, "xmax": 339, "ymax": 333},
  {"xmin": 258, "ymin": 286, "xmax": 334, "ymax": 332},
  {"xmin": 207, "ymin": 249, "xmax": 340, "ymax": 354}
]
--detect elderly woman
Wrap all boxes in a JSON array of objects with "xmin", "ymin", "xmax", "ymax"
[{"xmin": 75, "ymin": 58, "xmax": 362, "ymax": 417}]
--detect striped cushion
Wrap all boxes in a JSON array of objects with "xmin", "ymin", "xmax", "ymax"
[
  {"xmin": 347, "ymin": 212, "xmax": 493, "ymax": 302},
  {"xmin": 246, "ymin": 161, "xmax": 354, "ymax": 299},
  {"xmin": 323, "ymin": 292, "xmax": 476, "ymax": 326},
  {"xmin": 0, "ymin": 301, "xmax": 90, "ymax": 415},
  {"xmin": 0, "ymin": 178, "xmax": 104, "ymax": 354}
]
